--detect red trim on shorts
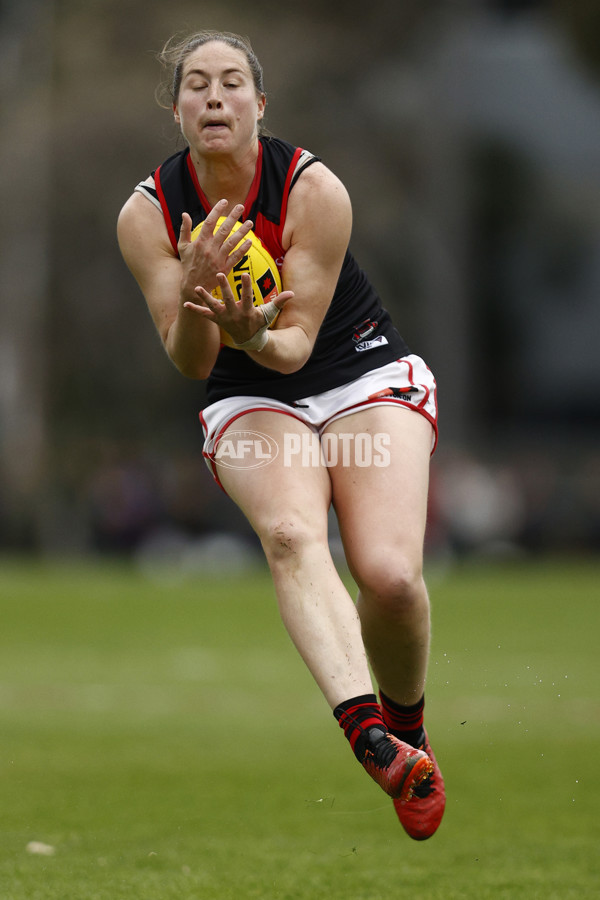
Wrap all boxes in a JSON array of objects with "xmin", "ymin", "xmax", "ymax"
[
  {"xmin": 319, "ymin": 356, "xmax": 439, "ymax": 453},
  {"xmin": 406, "ymin": 356, "xmax": 438, "ymax": 417},
  {"xmin": 399, "ymin": 356, "xmax": 438, "ymax": 451},
  {"xmin": 399, "ymin": 356, "xmax": 430, "ymax": 410},
  {"xmin": 425, "ymin": 360, "xmax": 438, "ymax": 420},
  {"xmin": 199, "ymin": 356, "xmax": 439, "ymax": 491},
  {"xmin": 199, "ymin": 408, "xmax": 209, "ymax": 437},
  {"xmin": 321, "ymin": 397, "xmax": 438, "ymax": 455},
  {"xmin": 199, "ymin": 405, "xmax": 307, "ymax": 492}
]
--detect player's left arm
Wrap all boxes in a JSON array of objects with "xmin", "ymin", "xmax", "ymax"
[{"xmin": 245, "ymin": 162, "xmax": 352, "ymax": 373}]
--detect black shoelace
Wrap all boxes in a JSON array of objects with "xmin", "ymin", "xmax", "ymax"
[{"xmin": 365, "ymin": 728, "xmax": 399, "ymax": 769}]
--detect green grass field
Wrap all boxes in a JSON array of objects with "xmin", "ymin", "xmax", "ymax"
[{"xmin": 0, "ymin": 555, "xmax": 598, "ymax": 899}]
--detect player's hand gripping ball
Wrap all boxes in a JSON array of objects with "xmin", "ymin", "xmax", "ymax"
[{"xmin": 190, "ymin": 217, "xmax": 282, "ymax": 347}]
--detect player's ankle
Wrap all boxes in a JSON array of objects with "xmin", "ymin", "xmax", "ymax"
[
  {"xmin": 333, "ymin": 694, "xmax": 388, "ymax": 760},
  {"xmin": 380, "ymin": 690, "xmax": 425, "ymax": 747}
]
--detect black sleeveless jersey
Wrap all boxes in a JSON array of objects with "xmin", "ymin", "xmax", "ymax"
[{"xmin": 138, "ymin": 137, "xmax": 409, "ymax": 404}]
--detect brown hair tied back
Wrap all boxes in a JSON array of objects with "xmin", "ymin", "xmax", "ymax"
[{"xmin": 156, "ymin": 30, "xmax": 265, "ymax": 107}]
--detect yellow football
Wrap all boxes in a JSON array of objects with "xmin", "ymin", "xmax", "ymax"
[{"xmin": 190, "ymin": 217, "xmax": 281, "ymax": 348}]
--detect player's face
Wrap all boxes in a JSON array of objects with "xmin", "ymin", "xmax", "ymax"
[{"xmin": 174, "ymin": 42, "xmax": 265, "ymax": 157}]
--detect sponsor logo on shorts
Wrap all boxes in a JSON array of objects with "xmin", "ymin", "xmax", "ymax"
[{"xmin": 367, "ymin": 386, "xmax": 419, "ymax": 402}]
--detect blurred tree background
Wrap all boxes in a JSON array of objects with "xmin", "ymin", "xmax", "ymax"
[{"xmin": 1, "ymin": 0, "xmax": 599, "ymax": 562}]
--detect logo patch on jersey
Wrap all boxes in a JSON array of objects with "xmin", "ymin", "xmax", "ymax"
[
  {"xmin": 352, "ymin": 318, "xmax": 379, "ymax": 343},
  {"xmin": 355, "ymin": 335, "xmax": 389, "ymax": 353}
]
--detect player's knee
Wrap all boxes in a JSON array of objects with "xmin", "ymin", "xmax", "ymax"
[
  {"xmin": 358, "ymin": 556, "xmax": 427, "ymax": 622},
  {"xmin": 260, "ymin": 516, "xmax": 322, "ymax": 565}
]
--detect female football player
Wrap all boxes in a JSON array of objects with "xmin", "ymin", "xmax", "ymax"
[{"xmin": 117, "ymin": 30, "xmax": 445, "ymax": 840}]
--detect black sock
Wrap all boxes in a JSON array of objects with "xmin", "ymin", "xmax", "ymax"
[
  {"xmin": 379, "ymin": 690, "xmax": 425, "ymax": 749},
  {"xmin": 333, "ymin": 694, "xmax": 388, "ymax": 761}
]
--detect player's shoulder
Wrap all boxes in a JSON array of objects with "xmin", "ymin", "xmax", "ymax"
[
  {"xmin": 118, "ymin": 189, "xmax": 163, "ymax": 233},
  {"xmin": 117, "ymin": 189, "xmax": 174, "ymax": 265},
  {"xmin": 284, "ymin": 160, "xmax": 352, "ymax": 252},
  {"xmin": 118, "ymin": 192, "xmax": 153, "ymax": 247},
  {"xmin": 294, "ymin": 152, "xmax": 349, "ymax": 191},
  {"xmin": 290, "ymin": 159, "xmax": 352, "ymax": 217}
]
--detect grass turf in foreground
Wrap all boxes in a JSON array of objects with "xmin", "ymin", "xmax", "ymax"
[{"xmin": 0, "ymin": 557, "xmax": 598, "ymax": 899}]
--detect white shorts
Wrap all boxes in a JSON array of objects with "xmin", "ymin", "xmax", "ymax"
[{"xmin": 200, "ymin": 354, "xmax": 438, "ymax": 484}]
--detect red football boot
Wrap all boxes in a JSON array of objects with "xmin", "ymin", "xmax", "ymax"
[
  {"xmin": 360, "ymin": 727, "xmax": 434, "ymax": 800},
  {"xmin": 393, "ymin": 730, "xmax": 445, "ymax": 840}
]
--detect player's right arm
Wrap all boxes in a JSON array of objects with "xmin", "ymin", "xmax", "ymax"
[{"xmin": 117, "ymin": 194, "xmax": 253, "ymax": 379}]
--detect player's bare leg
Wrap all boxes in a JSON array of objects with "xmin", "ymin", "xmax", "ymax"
[
  {"xmin": 215, "ymin": 411, "xmax": 373, "ymax": 709},
  {"xmin": 326, "ymin": 405, "xmax": 432, "ymax": 704},
  {"xmin": 326, "ymin": 404, "xmax": 445, "ymax": 838},
  {"xmin": 215, "ymin": 410, "xmax": 432, "ymax": 800}
]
